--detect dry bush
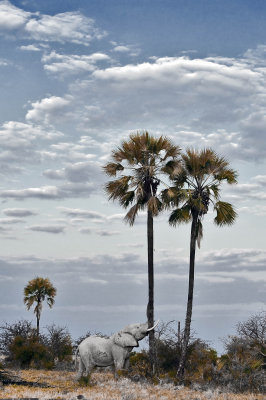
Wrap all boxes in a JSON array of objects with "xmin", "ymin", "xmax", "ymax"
[
  {"xmin": 0, "ymin": 320, "xmax": 72, "ymax": 369},
  {"xmin": 216, "ymin": 312, "xmax": 266, "ymax": 393}
]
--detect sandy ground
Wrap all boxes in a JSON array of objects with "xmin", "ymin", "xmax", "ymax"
[{"xmin": 0, "ymin": 369, "xmax": 264, "ymax": 400}]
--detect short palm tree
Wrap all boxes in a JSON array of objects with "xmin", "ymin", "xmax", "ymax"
[
  {"xmin": 103, "ymin": 131, "xmax": 181, "ymax": 367},
  {"xmin": 162, "ymin": 148, "xmax": 238, "ymax": 379},
  {"xmin": 24, "ymin": 277, "xmax": 57, "ymax": 336}
]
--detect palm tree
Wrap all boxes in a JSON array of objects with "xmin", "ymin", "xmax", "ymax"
[
  {"xmin": 162, "ymin": 148, "xmax": 238, "ymax": 380},
  {"xmin": 24, "ymin": 277, "xmax": 57, "ymax": 336},
  {"xmin": 103, "ymin": 131, "xmax": 181, "ymax": 367}
]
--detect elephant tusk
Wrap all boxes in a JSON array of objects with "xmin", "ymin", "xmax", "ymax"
[{"xmin": 147, "ymin": 319, "xmax": 160, "ymax": 332}]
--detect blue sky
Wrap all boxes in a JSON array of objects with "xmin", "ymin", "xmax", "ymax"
[{"xmin": 0, "ymin": 0, "xmax": 265, "ymax": 353}]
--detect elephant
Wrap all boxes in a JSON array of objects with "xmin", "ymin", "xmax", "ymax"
[{"xmin": 75, "ymin": 320, "xmax": 159, "ymax": 379}]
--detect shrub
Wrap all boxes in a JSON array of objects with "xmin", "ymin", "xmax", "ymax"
[
  {"xmin": 218, "ymin": 335, "xmax": 266, "ymax": 392},
  {"xmin": 9, "ymin": 334, "xmax": 51, "ymax": 368},
  {"xmin": 43, "ymin": 324, "xmax": 72, "ymax": 362},
  {"xmin": 129, "ymin": 351, "xmax": 152, "ymax": 379},
  {"xmin": 184, "ymin": 339, "xmax": 218, "ymax": 385},
  {"xmin": 0, "ymin": 320, "xmax": 73, "ymax": 369},
  {"xmin": 0, "ymin": 320, "xmax": 34, "ymax": 357}
]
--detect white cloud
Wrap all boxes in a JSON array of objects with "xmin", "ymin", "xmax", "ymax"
[
  {"xmin": 0, "ymin": 120, "xmax": 62, "ymax": 141},
  {"xmin": 0, "ymin": 2, "xmax": 106, "ymax": 45},
  {"xmin": 93, "ymin": 56, "xmax": 259, "ymax": 90},
  {"xmin": 26, "ymin": 95, "xmax": 72, "ymax": 123},
  {"xmin": 254, "ymin": 175, "xmax": 266, "ymax": 184},
  {"xmin": 37, "ymin": 53, "xmax": 259, "ymax": 163},
  {"xmin": 43, "ymin": 141, "xmax": 98, "ymax": 163},
  {"xmin": 0, "ymin": 1, "xmax": 30, "ymax": 30},
  {"xmin": 44, "ymin": 160, "xmax": 102, "ymax": 184},
  {"xmin": 0, "ymin": 120, "xmax": 63, "ymax": 175},
  {"xmin": 20, "ymin": 44, "xmax": 40, "ymax": 51},
  {"xmin": 42, "ymin": 51, "xmax": 110, "ymax": 75},
  {"xmin": 228, "ymin": 176, "xmax": 266, "ymax": 203},
  {"xmin": 243, "ymin": 44, "xmax": 266, "ymax": 65},
  {"xmin": 0, "ymin": 186, "xmax": 60, "ymax": 199},
  {"xmin": 25, "ymin": 11, "xmax": 105, "ymax": 45},
  {"xmin": 59, "ymin": 207, "xmax": 105, "ymax": 220},
  {"xmin": 113, "ymin": 45, "xmax": 131, "ymax": 52},
  {"xmin": 0, "ymin": 182, "xmax": 98, "ymax": 200},
  {"xmin": 58, "ymin": 207, "xmax": 129, "ymax": 225}
]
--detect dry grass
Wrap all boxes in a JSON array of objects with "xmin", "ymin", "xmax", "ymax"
[{"xmin": 0, "ymin": 369, "xmax": 264, "ymax": 400}]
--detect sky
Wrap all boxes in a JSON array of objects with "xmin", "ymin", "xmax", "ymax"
[{"xmin": 0, "ymin": 0, "xmax": 265, "ymax": 354}]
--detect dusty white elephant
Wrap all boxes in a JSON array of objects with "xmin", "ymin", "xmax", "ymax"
[{"xmin": 75, "ymin": 320, "xmax": 159, "ymax": 379}]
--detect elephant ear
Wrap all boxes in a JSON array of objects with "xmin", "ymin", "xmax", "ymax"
[{"xmin": 113, "ymin": 332, "xmax": 138, "ymax": 348}]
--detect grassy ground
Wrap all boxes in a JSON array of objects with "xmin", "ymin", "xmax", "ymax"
[{"xmin": 0, "ymin": 369, "xmax": 264, "ymax": 400}]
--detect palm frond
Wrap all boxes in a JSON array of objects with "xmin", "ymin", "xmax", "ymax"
[
  {"xmin": 169, "ymin": 205, "xmax": 191, "ymax": 226},
  {"xmin": 214, "ymin": 201, "xmax": 237, "ymax": 226},
  {"xmin": 103, "ymin": 162, "xmax": 124, "ymax": 176},
  {"xmin": 105, "ymin": 176, "xmax": 131, "ymax": 201},
  {"xmin": 161, "ymin": 159, "xmax": 183, "ymax": 177},
  {"xmin": 156, "ymin": 136, "xmax": 181, "ymax": 159},
  {"xmin": 147, "ymin": 196, "xmax": 162, "ymax": 216},
  {"xmin": 161, "ymin": 187, "xmax": 176, "ymax": 204},
  {"xmin": 182, "ymin": 148, "xmax": 199, "ymax": 176},
  {"xmin": 47, "ymin": 297, "xmax": 55, "ymax": 308},
  {"xmin": 120, "ymin": 190, "xmax": 135, "ymax": 207},
  {"xmin": 24, "ymin": 296, "xmax": 35, "ymax": 310},
  {"xmin": 124, "ymin": 203, "xmax": 140, "ymax": 226},
  {"xmin": 209, "ymin": 184, "xmax": 220, "ymax": 200},
  {"xmin": 214, "ymin": 168, "xmax": 238, "ymax": 184}
]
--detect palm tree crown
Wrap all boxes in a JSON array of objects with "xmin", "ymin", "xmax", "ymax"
[
  {"xmin": 104, "ymin": 131, "xmax": 181, "ymax": 223},
  {"xmin": 164, "ymin": 148, "xmax": 238, "ymax": 240},
  {"xmin": 24, "ymin": 277, "xmax": 57, "ymax": 336}
]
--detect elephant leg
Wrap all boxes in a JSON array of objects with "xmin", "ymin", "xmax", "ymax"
[
  {"xmin": 76, "ymin": 357, "xmax": 85, "ymax": 380},
  {"xmin": 124, "ymin": 357, "xmax": 130, "ymax": 370},
  {"xmin": 85, "ymin": 364, "xmax": 93, "ymax": 378},
  {"xmin": 114, "ymin": 358, "xmax": 126, "ymax": 379}
]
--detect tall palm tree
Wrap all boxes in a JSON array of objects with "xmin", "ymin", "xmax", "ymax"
[
  {"xmin": 162, "ymin": 148, "xmax": 238, "ymax": 379},
  {"xmin": 24, "ymin": 277, "xmax": 57, "ymax": 336},
  {"xmin": 103, "ymin": 131, "xmax": 181, "ymax": 367}
]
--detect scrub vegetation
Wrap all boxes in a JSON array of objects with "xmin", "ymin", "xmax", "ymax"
[{"xmin": 0, "ymin": 313, "xmax": 265, "ymax": 398}]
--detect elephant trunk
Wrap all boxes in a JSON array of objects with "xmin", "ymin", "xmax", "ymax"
[{"xmin": 146, "ymin": 319, "xmax": 159, "ymax": 332}]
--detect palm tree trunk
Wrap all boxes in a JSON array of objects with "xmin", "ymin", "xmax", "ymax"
[
  {"xmin": 177, "ymin": 214, "xmax": 198, "ymax": 380},
  {"xmin": 147, "ymin": 209, "xmax": 155, "ymax": 371},
  {"xmin": 36, "ymin": 315, "xmax": 40, "ymax": 337},
  {"xmin": 36, "ymin": 299, "xmax": 41, "ymax": 337}
]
